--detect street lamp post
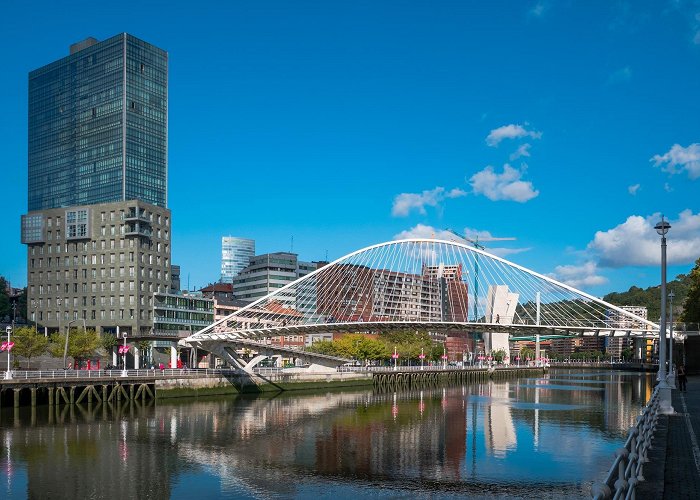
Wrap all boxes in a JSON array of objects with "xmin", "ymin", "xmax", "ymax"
[
  {"xmin": 654, "ymin": 216, "xmax": 674, "ymax": 413},
  {"xmin": 4, "ymin": 325, "xmax": 12, "ymax": 379},
  {"xmin": 33, "ymin": 303, "xmax": 39, "ymax": 336},
  {"xmin": 64, "ymin": 319, "xmax": 76, "ymax": 370},
  {"xmin": 668, "ymin": 291, "xmax": 676, "ymax": 388},
  {"xmin": 121, "ymin": 333, "xmax": 128, "ymax": 377}
]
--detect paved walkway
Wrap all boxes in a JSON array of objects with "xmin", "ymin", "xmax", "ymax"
[{"xmin": 638, "ymin": 375, "xmax": 700, "ymax": 499}]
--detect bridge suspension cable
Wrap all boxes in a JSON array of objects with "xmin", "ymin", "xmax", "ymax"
[{"xmin": 189, "ymin": 239, "xmax": 657, "ymax": 342}]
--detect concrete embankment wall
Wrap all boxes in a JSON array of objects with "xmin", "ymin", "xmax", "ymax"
[{"xmin": 155, "ymin": 371, "xmax": 373, "ymax": 398}]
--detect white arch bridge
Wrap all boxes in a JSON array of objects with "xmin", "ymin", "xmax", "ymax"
[{"xmin": 185, "ymin": 239, "xmax": 660, "ymax": 372}]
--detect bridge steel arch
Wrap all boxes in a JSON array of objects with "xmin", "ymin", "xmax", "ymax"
[{"xmin": 186, "ymin": 239, "xmax": 660, "ymax": 368}]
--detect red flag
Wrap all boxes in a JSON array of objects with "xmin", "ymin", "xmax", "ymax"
[
  {"xmin": 7, "ymin": 342, "xmax": 14, "ymax": 351},
  {"xmin": 0, "ymin": 342, "xmax": 6, "ymax": 351}
]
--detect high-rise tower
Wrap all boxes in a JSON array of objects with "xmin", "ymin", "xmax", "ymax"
[
  {"xmin": 21, "ymin": 34, "xmax": 171, "ymax": 337},
  {"xmin": 220, "ymin": 237, "xmax": 255, "ymax": 283}
]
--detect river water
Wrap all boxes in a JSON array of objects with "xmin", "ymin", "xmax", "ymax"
[{"xmin": 0, "ymin": 369, "xmax": 654, "ymax": 499}]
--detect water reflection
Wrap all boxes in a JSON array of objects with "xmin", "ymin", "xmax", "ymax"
[{"xmin": 0, "ymin": 370, "xmax": 654, "ymax": 499}]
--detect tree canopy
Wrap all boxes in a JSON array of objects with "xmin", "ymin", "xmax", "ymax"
[
  {"xmin": 603, "ymin": 271, "xmax": 692, "ymax": 322},
  {"xmin": 11, "ymin": 326, "xmax": 49, "ymax": 368},
  {"xmin": 680, "ymin": 258, "xmax": 700, "ymax": 323},
  {"xmin": 306, "ymin": 330, "xmax": 442, "ymax": 363},
  {"xmin": 49, "ymin": 329, "xmax": 100, "ymax": 360}
]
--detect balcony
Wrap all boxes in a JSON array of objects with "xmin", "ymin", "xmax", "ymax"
[
  {"xmin": 125, "ymin": 224, "xmax": 152, "ymax": 238},
  {"xmin": 124, "ymin": 210, "xmax": 151, "ymax": 224}
]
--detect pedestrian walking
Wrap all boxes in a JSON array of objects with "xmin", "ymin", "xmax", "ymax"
[{"xmin": 678, "ymin": 364, "xmax": 687, "ymax": 392}]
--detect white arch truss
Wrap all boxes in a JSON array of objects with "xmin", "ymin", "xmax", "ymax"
[{"xmin": 188, "ymin": 238, "xmax": 659, "ymax": 342}]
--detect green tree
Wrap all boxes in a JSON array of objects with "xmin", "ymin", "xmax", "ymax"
[
  {"xmin": 306, "ymin": 340, "xmax": 339, "ymax": 356},
  {"xmin": 0, "ymin": 276, "xmax": 10, "ymax": 321},
  {"xmin": 11, "ymin": 326, "xmax": 49, "ymax": 368},
  {"xmin": 681, "ymin": 257, "xmax": 700, "ymax": 323},
  {"xmin": 519, "ymin": 346, "xmax": 535, "ymax": 360},
  {"xmin": 101, "ymin": 333, "xmax": 117, "ymax": 352},
  {"xmin": 49, "ymin": 329, "xmax": 100, "ymax": 360},
  {"xmin": 16, "ymin": 288, "xmax": 27, "ymax": 322},
  {"xmin": 492, "ymin": 348, "xmax": 507, "ymax": 364},
  {"xmin": 429, "ymin": 343, "xmax": 445, "ymax": 362},
  {"xmin": 334, "ymin": 334, "xmax": 390, "ymax": 364}
]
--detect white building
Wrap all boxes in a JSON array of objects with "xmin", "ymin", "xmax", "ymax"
[{"xmin": 484, "ymin": 285, "xmax": 520, "ymax": 362}]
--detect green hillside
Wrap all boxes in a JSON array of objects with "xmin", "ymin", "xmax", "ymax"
[{"xmin": 603, "ymin": 273, "xmax": 691, "ymax": 322}]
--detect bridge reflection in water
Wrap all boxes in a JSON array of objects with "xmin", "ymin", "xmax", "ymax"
[{"xmin": 0, "ymin": 370, "xmax": 654, "ymax": 499}]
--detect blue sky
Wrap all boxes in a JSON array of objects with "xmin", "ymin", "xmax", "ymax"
[{"xmin": 1, "ymin": 0, "xmax": 699, "ymax": 296}]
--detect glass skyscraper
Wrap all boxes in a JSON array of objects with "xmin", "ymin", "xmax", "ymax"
[
  {"xmin": 28, "ymin": 34, "xmax": 167, "ymax": 211},
  {"xmin": 221, "ymin": 237, "xmax": 255, "ymax": 283},
  {"xmin": 22, "ymin": 34, "xmax": 173, "ymax": 340}
]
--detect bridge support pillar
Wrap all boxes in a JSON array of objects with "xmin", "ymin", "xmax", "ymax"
[
  {"xmin": 134, "ymin": 348, "xmax": 140, "ymax": 369},
  {"xmin": 535, "ymin": 334, "xmax": 541, "ymax": 364},
  {"xmin": 170, "ymin": 346, "xmax": 177, "ymax": 369}
]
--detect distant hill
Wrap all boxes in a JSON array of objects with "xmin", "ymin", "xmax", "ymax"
[{"xmin": 603, "ymin": 273, "xmax": 691, "ymax": 323}]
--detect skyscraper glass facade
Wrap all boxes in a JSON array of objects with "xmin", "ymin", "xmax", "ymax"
[
  {"xmin": 28, "ymin": 33, "xmax": 167, "ymax": 211},
  {"xmin": 221, "ymin": 237, "xmax": 255, "ymax": 282}
]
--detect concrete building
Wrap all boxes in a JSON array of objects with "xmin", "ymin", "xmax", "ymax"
[
  {"xmin": 232, "ymin": 252, "xmax": 318, "ymax": 307},
  {"xmin": 316, "ymin": 264, "xmax": 450, "ymax": 323},
  {"xmin": 220, "ymin": 237, "xmax": 255, "ymax": 283},
  {"xmin": 21, "ymin": 34, "xmax": 170, "ymax": 338},
  {"xmin": 23, "ymin": 201, "xmax": 172, "ymax": 336},
  {"xmin": 606, "ymin": 306, "xmax": 648, "ymax": 359}
]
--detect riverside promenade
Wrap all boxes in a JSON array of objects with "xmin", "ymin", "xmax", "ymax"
[{"xmin": 638, "ymin": 375, "xmax": 700, "ymax": 499}]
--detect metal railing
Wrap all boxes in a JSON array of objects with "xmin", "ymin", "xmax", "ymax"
[
  {"xmin": 336, "ymin": 364, "xmax": 533, "ymax": 373},
  {"xmin": 0, "ymin": 368, "xmax": 241, "ymax": 381},
  {"xmin": 592, "ymin": 386, "xmax": 661, "ymax": 499}
]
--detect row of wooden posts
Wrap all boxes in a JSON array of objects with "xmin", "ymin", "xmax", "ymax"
[
  {"xmin": 0, "ymin": 381, "xmax": 156, "ymax": 409},
  {"xmin": 372, "ymin": 367, "xmax": 546, "ymax": 392}
]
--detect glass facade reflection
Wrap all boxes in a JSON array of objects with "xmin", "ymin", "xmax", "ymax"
[{"xmin": 28, "ymin": 33, "xmax": 167, "ymax": 211}]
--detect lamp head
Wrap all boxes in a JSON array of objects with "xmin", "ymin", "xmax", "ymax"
[{"xmin": 655, "ymin": 218, "xmax": 671, "ymax": 236}]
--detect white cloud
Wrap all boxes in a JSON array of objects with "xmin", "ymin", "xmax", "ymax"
[
  {"xmin": 510, "ymin": 143, "xmax": 532, "ymax": 160},
  {"xmin": 394, "ymin": 224, "xmax": 455, "ymax": 242},
  {"xmin": 587, "ymin": 210, "xmax": 700, "ymax": 267},
  {"xmin": 486, "ymin": 124, "xmax": 542, "ymax": 147},
  {"xmin": 651, "ymin": 143, "xmax": 700, "ymax": 179},
  {"xmin": 470, "ymin": 164, "xmax": 539, "ymax": 202},
  {"xmin": 391, "ymin": 187, "xmax": 466, "ymax": 217},
  {"xmin": 549, "ymin": 261, "xmax": 608, "ymax": 289},
  {"xmin": 628, "ymin": 183, "xmax": 640, "ymax": 195},
  {"xmin": 529, "ymin": 1, "xmax": 549, "ymax": 18},
  {"xmin": 393, "ymin": 224, "xmax": 530, "ymax": 258}
]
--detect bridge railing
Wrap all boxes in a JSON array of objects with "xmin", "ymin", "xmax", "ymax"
[
  {"xmin": 592, "ymin": 386, "xmax": 661, "ymax": 500},
  {"xmin": 336, "ymin": 364, "xmax": 540, "ymax": 373},
  {"xmin": 0, "ymin": 368, "xmax": 241, "ymax": 381}
]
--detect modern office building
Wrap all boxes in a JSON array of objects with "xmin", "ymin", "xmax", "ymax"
[
  {"xmin": 232, "ymin": 252, "xmax": 318, "ymax": 307},
  {"xmin": 221, "ymin": 237, "xmax": 255, "ymax": 283},
  {"xmin": 153, "ymin": 291, "xmax": 214, "ymax": 338},
  {"xmin": 21, "ymin": 34, "xmax": 170, "ymax": 338}
]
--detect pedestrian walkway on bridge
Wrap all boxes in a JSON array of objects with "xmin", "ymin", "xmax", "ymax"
[{"xmin": 637, "ymin": 376, "xmax": 700, "ymax": 499}]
